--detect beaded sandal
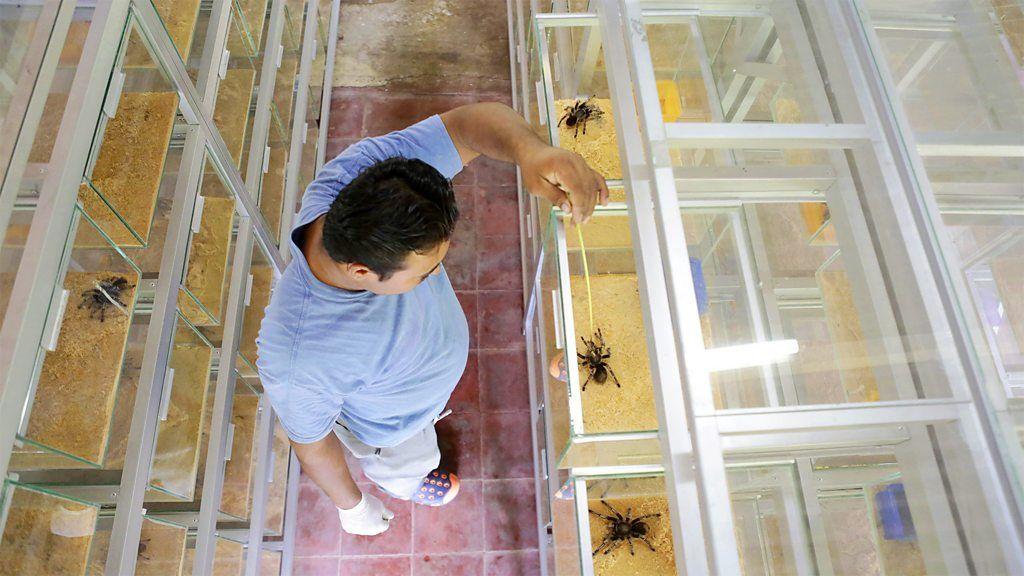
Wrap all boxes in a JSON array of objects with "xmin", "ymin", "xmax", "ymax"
[{"xmin": 414, "ymin": 469, "xmax": 460, "ymax": 506}]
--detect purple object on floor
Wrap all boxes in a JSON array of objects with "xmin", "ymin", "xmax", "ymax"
[
  {"xmin": 690, "ymin": 257, "xmax": 708, "ymax": 315},
  {"xmin": 875, "ymin": 483, "xmax": 917, "ymax": 541}
]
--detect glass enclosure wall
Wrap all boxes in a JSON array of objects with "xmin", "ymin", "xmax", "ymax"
[
  {"xmin": 0, "ymin": 0, "xmax": 340, "ymax": 574},
  {"xmin": 850, "ymin": 0, "xmax": 1024, "ymax": 511},
  {"xmin": 517, "ymin": 1, "xmax": 1024, "ymax": 574}
]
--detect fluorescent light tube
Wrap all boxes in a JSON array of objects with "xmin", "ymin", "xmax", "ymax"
[{"xmin": 704, "ymin": 339, "xmax": 799, "ymax": 372}]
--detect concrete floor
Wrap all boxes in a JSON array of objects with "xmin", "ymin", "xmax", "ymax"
[{"xmin": 294, "ymin": 1, "xmax": 539, "ymax": 574}]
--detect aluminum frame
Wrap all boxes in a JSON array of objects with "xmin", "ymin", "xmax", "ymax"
[
  {"xmin": 0, "ymin": 0, "xmax": 337, "ymax": 573},
  {"xmin": 519, "ymin": 0, "xmax": 1024, "ymax": 573}
]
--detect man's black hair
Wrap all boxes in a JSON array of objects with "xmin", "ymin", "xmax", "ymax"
[{"xmin": 322, "ymin": 157, "xmax": 458, "ymax": 280}]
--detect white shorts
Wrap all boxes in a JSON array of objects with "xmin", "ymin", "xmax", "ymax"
[{"xmin": 334, "ymin": 421, "xmax": 441, "ymax": 500}]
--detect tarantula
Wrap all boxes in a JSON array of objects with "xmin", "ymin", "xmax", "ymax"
[
  {"xmin": 558, "ymin": 97, "xmax": 604, "ymax": 139},
  {"xmin": 578, "ymin": 328, "xmax": 620, "ymax": 391},
  {"xmin": 79, "ymin": 275, "xmax": 133, "ymax": 322},
  {"xmin": 590, "ymin": 500, "xmax": 660, "ymax": 556}
]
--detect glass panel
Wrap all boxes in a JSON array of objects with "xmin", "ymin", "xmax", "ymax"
[
  {"xmin": 296, "ymin": 92, "xmax": 320, "ymax": 213},
  {"xmin": 182, "ymin": 536, "xmax": 245, "ymax": 576},
  {"xmin": 179, "ymin": 152, "xmax": 239, "ymax": 327},
  {"xmin": 581, "ymin": 474, "xmax": 677, "ymax": 574},
  {"xmin": 0, "ymin": 481, "xmax": 99, "ymax": 574},
  {"xmin": 143, "ymin": 0, "xmax": 203, "ymax": 69},
  {"xmin": 563, "ymin": 213, "xmax": 658, "ymax": 433},
  {"xmin": 80, "ymin": 20, "xmax": 185, "ymax": 248},
  {"xmin": 220, "ymin": 377, "xmax": 261, "ymax": 520},
  {"xmin": 86, "ymin": 516, "xmax": 188, "ymax": 575},
  {"xmin": 307, "ymin": 3, "xmax": 328, "ymax": 137},
  {"xmin": 215, "ymin": 14, "xmax": 258, "ymax": 175},
  {"xmin": 855, "ymin": 0, "xmax": 1024, "ymax": 486},
  {"xmin": 1, "ymin": 3, "xmax": 97, "ymax": 334},
  {"xmin": 722, "ymin": 419, "xmax": 1012, "ymax": 574},
  {"xmin": 263, "ymin": 422, "xmax": 290, "ymax": 536},
  {"xmin": 538, "ymin": 212, "xmax": 663, "ymax": 468},
  {"xmin": 237, "ymin": 241, "xmax": 274, "ymax": 376},
  {"xmin": 260, "ymin": 550, "xmax": 281, "ymax": 576},
  {"xmin": 0, "ymin": 1, "xmax": 50, "ymax": 178},
  {"xmin": 539, "ymin": 21, "xmax": 623, "ymax": 183},
  {"xmin": 148, "ymin": 315, "xmax": 216, "ymax": 500},
  {"xmin": 11, "ymin": 208, "xmax": 145, "ymax": 469},
  {"xmin": 551, "ymin": 471, "xmax": 582, "ymax": 576},
  {"xmin": 230, "ymin": 0, "xmax": 271, "ymax": 58}
]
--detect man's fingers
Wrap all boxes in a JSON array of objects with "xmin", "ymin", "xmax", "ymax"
[
  {"xmin": 593, "ymin": 169, "xmax": 610, "ymax": 206},
  {"xmin": 532, "ymin": 177, "xmax": 571, "ymax": 213}
]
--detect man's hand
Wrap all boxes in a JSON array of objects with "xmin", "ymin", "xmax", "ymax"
[
  {"xmin": 440, "ymin": 103, "xmax": 609, "ymax": 224},
  {"xmin": 338, "ymin": 492, "xmax": 394, "ymax": 536},
  {"xmin": 516, "ymin": 143, "xmax": 609, "ymax": 225}
]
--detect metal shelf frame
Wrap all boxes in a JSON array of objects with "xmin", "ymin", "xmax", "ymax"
[
  {"xmin": 512, "ymin": 1, "xmax": 1024, "ymax": 574},
  {"xmin": 0, "ymin": 1, "xmax": 339, "ymax": 574}
]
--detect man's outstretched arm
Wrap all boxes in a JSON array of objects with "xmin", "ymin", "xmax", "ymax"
[{"xmin": 440, "ymin": 102, "xmax": 609, "ymax": 224}]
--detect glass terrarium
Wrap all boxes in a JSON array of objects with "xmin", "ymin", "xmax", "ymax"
[
  {"xmin": 178, "ymin": 151, "xmax": 240, "ymax": 327},
  {"xmin": 537, "ymin": 209, "xmax": 661, "ymax": 469},
  {"xmin": 296, "ymin": 69, "xmax": 323, "ymax": 211},
  {"xmin": 85, "ymin": 514, "xmax": 189, "ymax": 575},
  {"xmin": 182, "ymin": 534, "xmax": 245, "ymax": 576},
  {"xmin": 560, "ymin": 473, "xmax": 678, "ymax": 576},
  {"xmin": 219, "ymin": 375, "xmax": 263, "ymax": 521},
  {"xmin": 143, "ymin": 0, "xmax": 221, "ymax": 95},
  {"xmin": 10, "ymin": 207, "xmax": 146, "ymax": 470},
  {"xmin": 260, "ymin": 549, "xmax": 282, "ymax": 576},
  {"xmin": 0, "ymin": 480, "xmax": 189, "ymax": 575},
  {"xmin": 852, "ymin": 0, "xmax": 1024, "ymax": 467},
  {"xmin": 1, "ymin": 2, "xmax": 100, "ymax": 335},
  {"xmin": 237, "ymin": 241, "xmax": 275, "ymax": 377},
  {"xmin": 721, "ymin": 417, "xmax": 1014, "ymax": 575},
  {"xmin": 263, "ymin": 422, "xmax": 291, "ymax": 536},
  {"xmin": 146, "ymin": 314, "xmax": 217, "ymax": 500},
  {"xmin": 79, "ymin": 18, "xmax": 190, "ymax": 249}
]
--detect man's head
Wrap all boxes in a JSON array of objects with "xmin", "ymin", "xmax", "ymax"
[{"xmin": 321, "ymin": 157, "xmax": 458, "ymax": 295}]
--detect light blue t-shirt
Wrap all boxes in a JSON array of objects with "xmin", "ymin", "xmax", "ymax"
[{"xmin": 256, "ymin": 116, "xmax": 469, "ymax": 447}]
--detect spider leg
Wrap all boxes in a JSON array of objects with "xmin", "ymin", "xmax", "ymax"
[
  {"xmin": 628, "ymin": 537, "xmax": 636, "ymax": 556},
  {"xmin": 601, "ymin": 500, "xmax": 625, "ymax": 521},
  {"xmin": 633, "ymin": 513, "xmax": 661, "ymax": 521},
  {"xmin": 606, "ymin": 365, "xmax": 622, "ymax": 388},
  {"xmin": 639, "ymin": 534, "xmax": 657, "ymax": 552},
  {"xmin": 592, "ymin": 535, "xmax": 613, "ymax": 556},
  {"xmin": 602, "ymin": 538, "xmax": 622, "ymax": 555},
  {"xmin": 582, "ymin": 371, "xmax": 593, "ymax": 392},
  {"xmin": 588, "ymin": 509, "xmax": 618, "ymax": 522}
]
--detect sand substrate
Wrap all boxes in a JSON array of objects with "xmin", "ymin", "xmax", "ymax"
[
  {"xmin": 26, "ymin": 271, "xmax": 140, "ymax": 464},
  {"xmin": 80, "ymin": 92, "xmax": 178, "ymax": 247},
  {"xmin": 149, "ymin": 338, "xmax": 214, "ymax": 499},
  {"xmin": 570, "ymin": 274, "xmax": 659, "ymax": 434},
  {"xmin": 181, "ymin": 196, "xmax": 235, "ymax": 326},
  {"xmin": 588, "ymin": 494, "xmax": 676, "ymax": 575},
  {"xmin": 220, "ymin": 394, "xmax": 260, "ymax": 520},
  {"xmin": 0, "ymin": 485, "xmax": 97, "ymax": 575},
  {"xmin": 555, "ymin": 98, "xmax": 622, "ymax": 181}
]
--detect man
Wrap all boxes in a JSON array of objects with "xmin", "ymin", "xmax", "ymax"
[{"xmin": 256, "ymin": 102, "xmax": 607, "ymax": 536}]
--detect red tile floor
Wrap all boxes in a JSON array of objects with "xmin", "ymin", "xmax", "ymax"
[{"xmin": 293, "ymin": 84, "xmax": 539, "ymax": 575}]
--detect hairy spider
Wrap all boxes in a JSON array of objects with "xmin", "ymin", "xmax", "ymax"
[
  {"xmin": 137, "ymin": 537, "xmax": 151, "ymax": 561},
  {"xmin": 578, "ymin": 328, "xmax": 620, "ymax": 392},
  {"xmin": 590, "ymin": 500, "xmax": 659, "ymax": 556},
  {"xmin": 558, "ymin": 97, "xmax": 604, "ymax": 139},
  {"xmin": 79, "ymin": 275, "xmax": 133, "ymax": 322}
]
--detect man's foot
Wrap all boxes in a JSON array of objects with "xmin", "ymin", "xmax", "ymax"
[
  {"xmin": 414, "ymin": 469, "xmax": 460, "ymax": 506},
  {"xmin": 549, "ymin": 352, "xmax": 568, "ymax": 383}
]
